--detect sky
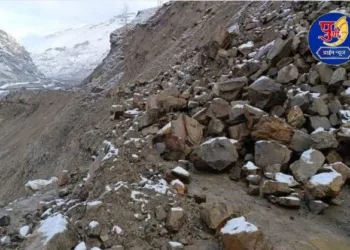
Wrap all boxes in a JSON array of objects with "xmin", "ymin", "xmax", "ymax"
[{"xmin": 0, "ymin": 0, "xmax": 159, "ymax": 43}]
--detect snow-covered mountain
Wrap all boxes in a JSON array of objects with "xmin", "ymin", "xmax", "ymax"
[
  {"xmin": 28, "ymin": 7, "xmax": 158, "ymax": 82},
  {"xmin": 0, "ymin": 29, "xmax": 44, "ymax": 83}
]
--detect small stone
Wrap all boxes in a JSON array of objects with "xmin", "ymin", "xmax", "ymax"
[
  {"xmin": 58, "ymin": 170, "xmax": 69, "ymax": 186},
  {"xmin": 287, "ymin": 106, "xmax": 306, "ymax": 128},
  {"xmin": 276, "ymin": 64, "xmax": 299, "ymax": 84},
  {"xmin": 248, "ymin": 184, "xmax": 260, "ymax": 196},
  {"xmin": 0, "ymin": 215, "xmax": 10, "ymax": 226},
  {"xmin": 261, "ymin": 180, "xmax": 293, "ymax": 196},
  {"xmin": 166, "ymin": 207, "xmax": 185, "ymax": 232},
  {"xmin": 88, "ymin": 221, "xmax": 101, "ymax": 236},
  {"xmin": 308, "ymin": 200, "xmax": 329, "ymax": 214}
]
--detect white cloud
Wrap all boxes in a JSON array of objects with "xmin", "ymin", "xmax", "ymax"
[{"xmin": 0, "ymin": 0, "xmax": 158, "ymax": 41}]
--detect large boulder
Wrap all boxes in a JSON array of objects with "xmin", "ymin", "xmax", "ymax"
[
  {"xmin": 247, "ymin": 76, "xmax": 286, "ymax": 110},
  {"xmin": 305, "ymin": 172, "xmax": 345, "ymax": 199},
  {"xmin": 254, "ymin": 140, "xmax": 292, "ymax": 169},
  {"xmin": 190, "ymin": 137, "xmax": 238, "ymax": 171},
  {"xmin": 212, "ymin": 77, "xmax": 248, "ymax": 102},
  {"xmin": 207, "ymin": 98, "xmax": 231, "ymax": 119},
  {"xmin": 290, "ymin": 148, "xmax": 325, "ymax": 183},
  {"xmin": 219, "ymin": 217, "xmax": 272, "ymax": 250},
  {"xmin": 251, "ymin": 117, "xmax": 295, "ymax": 144},
  {"xmin": 310, "ymin": 130, "xmax": 339, "ymax": 150},
  {"xmin": 153, "ymin": 115, "xmax": 203, "ymax": 160},
  {"xmin": 200, "ymin": 202, "xmax": 240, "ymax": 230}
]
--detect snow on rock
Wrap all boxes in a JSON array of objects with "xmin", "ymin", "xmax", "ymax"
[
  {"xmin": 242, "ymin": 161, "xmax": 259, "ymax": 170},
  {"xmin": 309, "ymin": 172, "xmax": 341, "ymax": 185},
  {"xmin": 89, "ymin": 221, "xmax": 99, "ymax": 229},
  {"xmin": 300, "ymin": 149, "xmax": 315, "ymax": 164},
  {"xmin": 74, "ymin": 242, "xmax": 87, "ymax": 250},
  {"xmin": 102, "ymin": 140, "xmax": 119, "ymax": 161},
  {"xmin": 37, "ymin": 213, "xmax": 68, "ymax": 245},
  {"xmin": 274, "ymin": 173, "xmax": 299, "ymax": 187},
  {"xmin": 112, "ymin": 225, "xmax": 123, "ymax": 235},
  {"xmin": 25, "ymin": 177, "xmax": 58, "ymax": 191},
  {"xmin": 19, "ymin": 225, "xmax": 30, "ymax": 237},
  {"xmin": 172, "ymin": 166, "xmax": 190, "ymax": 178},
  {"xmin": 220, "ymin": 216, "xmax": 258, "ymax": 235},
  {"xmin": 169, "ymin": 241, "xmax": 184, "ymax": 249},
  {"xmin": 86, "ymin": 201, "xmax": 103, "ymax": 207}
]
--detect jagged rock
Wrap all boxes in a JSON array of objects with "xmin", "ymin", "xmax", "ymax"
[
  {"xmin": 310, "ymin": 130, "xmax": 338, "ymax": 149},
  {"xmin": 192, "ymin": 108, "xmax": 208, "ymax": 123},
  {"xmin": 287, "ymin": 106, "xmax": 306, "ymax": 128},
  {"xmin": 316, "ymin": 63, "xmax": 333, "ymax": 84},
  {"xmin": 267, "ymin": 37, "xmax": 292, "ymax": 65},
  {"xmin": 138, "ymin": 108, "xmax": 159, "ymax": 130},
  {"xmin": 244, "ymin": 104, "xmax": 267, "ymax": 129},
  {"xmin": 251, "ymin": 117, "xmax": 294, "ymax": 144},
  {"xmin": 219, "ymin": 217, "xmax": 272, "ymax": 250},
  {"xmin": 213, "ymin": 25, "xmax": 230, "ymax": 49},
  {"xmin": 194, "ymin": 92, "xmax": 214, "ymax": 104},
  {"xmin": 289, "ymin": 92, "xmax": 310, "ymax": 111},
  {"xmin": 289, "ymin": 130, "xmax": 311, "ymax": 152},
  {"xmin": 190, "ymin": 137, "xmax": 238, "ymax": 171},
  {"xmin": 305, "ymin": 172, "xmax": 344, "ymax": 199},
  {"xmin": 261, "ymin": 180, "xmax": 293, "ymax": 196},
  {"xmin": 255, "ymin": 140, "xmax": 291, "ymax": 169},
  {"xmin": 247, "ymin": 76, "xmax": 286, "ymax": 110},
  {"xmin": 228, "ymin": 123, "xmax": 250, "ymax": 141},
  {"xmin": 207, "ymin": 98, "xmax": 231, "ymax": 119},
  {"xmin": 267, "ymin": 196, "xmax": 300, "ymax": 208},
  {"xmin": 200, "ymin": 202, "xmax": 240, "ymax": 230},
  {"xmin": 0, "ymin": 215, "xmax": 10, "ymax": 226},
  {"xmin": 290, "ymin": 149, "xmax": 325, "ymax": 183},
  {"xmin": 166, "ymin": 207, "xmax": 185, "ymax": 232},
  {"xmin": 212, "ymin": 77, "xmax": 248, "ymax": 101},
  {"xmin": 228, "ymin": 104, "xmax": 245, "ymax": 123},
  {"xmin": 156, "ymin": 86, "xmax": 180, "ymax": 103},
  {"xmin": 308, "ymin": 200, "xmax": 329, "ymax": 215},
  {"xmin": 238, "ymin": 41, "xmax": 254, "ymax": 56},
  {"xmin": 208, "ymin": 118, "xmax": 226, "ymax": 136},
  {"xmin": 160, "ymin": 96, "xmax": 187, "ymax": 112},
  {"xmin": 309, "ymin": 116, "xmax": 332, "ymax": 130},
  {"xmin": 308, "ymin": 71, "xmax": 320, "ymax": 85},
  {"xmin": 329, "ymin": 67, "xmax": 346, "ymax": 85},
  {"xmin": 58, "ymin": 170, "xmax": 69, "ymax": 186},
  {"xmin": 153, "ymin": 115, "xmax": 203, "ymax": 160},
  {"xmin": 276, "ymin": 64, "xmax": 299, "ymax": 84},
  {"xmin": 309, "ymin": 98, "xmax": 329, "ymax": 116}
]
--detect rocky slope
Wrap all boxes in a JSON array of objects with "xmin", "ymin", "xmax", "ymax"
[
  {"xmin": 29, "ymin": 8, "xmax": 158, "ymax": 82},
  {"xmin": 0, "ymin": 29, "xmax": 44, "ymax": 84},
  {"xmin": 1, "ymin": 1, "xmax": 350, "ymax": 250}
]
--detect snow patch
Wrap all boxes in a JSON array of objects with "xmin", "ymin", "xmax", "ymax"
[
  {"xmin": 220, "ymin": 216, "xmax": 258, "ymax": 235},
  {"xmin": 172, "ymin": 166, "xmax": 190, "ymax": 177},
  {"xmin": 102, "ymin": 140, "xmax": 119, "ymax": 161},
  {"xmin": 274, "ymin": 173, "xmax": 299, "ymax": 187},
  {"xmin": 25, "ymin": 177, "xmax": 58, "ymax": 191},
  {"xmin": 37, "ymin": 213, "xmax": 68, "ymax": 245},
  {"xmin": 310, "ymin": 172, "xmax": 341, "ymax": 185},
  {"xmin": 74, "ymin": 242, "xmax": 87, "ymax": 250},
  {"xmin": 19, "ymin": 225, "xmax": 30, "ymax": 237},
  {"xmin": 301, "ymin": 149, "xmax": 315, "ymax": 164}
]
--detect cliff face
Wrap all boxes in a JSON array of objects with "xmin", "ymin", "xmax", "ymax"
[{"xmin": 0, "ymin": 29, "xmax": 44, "ymax": 84}]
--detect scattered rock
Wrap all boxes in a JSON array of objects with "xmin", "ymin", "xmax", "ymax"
[
  {"xmin": 166, "ymin": 207, "xmax": 185, "ymax": 232},
  {"xmin": 290, "ymin": 148, "xmax": 325, "ymax": 183},
  {"xmin": 310, "ymin": 130, "xmax": 338, "ymax": 150},
  {"xmin": 308, "ymin": 200, "xmax": 329, "ymax": 215},
  {"xmin": 305, "ymin": 171, "xmax": 344, "ymax": 199},
  {"xmin": 254, "ymin": 140, "xmax": 292, "ymax": 169},
  {"xmin": 261, "ymin": 180, "xmax": 293, "ymax": 196}
]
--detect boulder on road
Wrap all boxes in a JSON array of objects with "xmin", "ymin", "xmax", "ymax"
[
  {"xmin": 190, "ymin": 137, "xmax": 238, "ymax": 171},
  {"xmin": 290, "ymin": 148, "xmax": 325, "ymax": 183}
]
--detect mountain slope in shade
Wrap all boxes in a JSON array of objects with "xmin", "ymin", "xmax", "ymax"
[
  {"xmin": 29, "ymin": 7, "xmax": 158, "ymax": 82},
  {"xmin": 0, "ymin": 29, "xmax": 44, "ymax": 83}
]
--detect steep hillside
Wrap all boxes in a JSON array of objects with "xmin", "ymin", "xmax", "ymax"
[
  {"xmin": 0, "ymin": 29, "xmax": 44, "ymax": 83},
  {"xmin": 29, "ymin": 8, "xmax": 158, "ymax": 81}
]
